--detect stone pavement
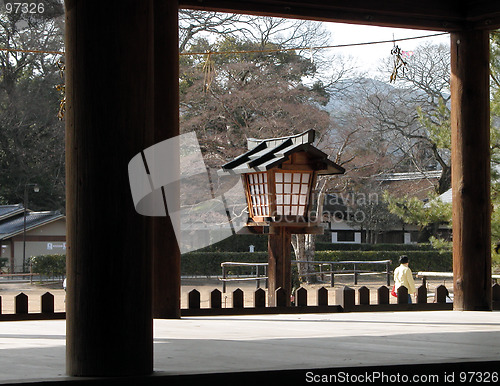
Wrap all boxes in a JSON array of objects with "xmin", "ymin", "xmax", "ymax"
[{"xmin": 0, "ymin": 311, "xmax": 499, "ymax": 384}]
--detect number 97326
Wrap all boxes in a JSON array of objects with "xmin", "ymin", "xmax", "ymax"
[{"xmin": 5, "ymin": 2, "xmax": 45, "ymax": 14}]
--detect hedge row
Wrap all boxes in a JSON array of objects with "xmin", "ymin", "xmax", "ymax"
[
  {"xmin": 315, "ymin": 242, "xmax": 436, "ymax": 251},
  {"xmin": 198, "ymin": 233, "xmax": 437, "ymax": 253},
  {"xmin": 314, "ymin": 250, "xmax": 452, "ymax": 272},
  {"xmin": 181, "ymin": 250, "xmax": 452, "ymax": 277},
  {"xmin": 181, "ymin": 252, "xmax": 268, "ymax": 276}
]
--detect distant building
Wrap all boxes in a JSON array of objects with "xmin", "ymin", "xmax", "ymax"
[
  {"xmin": 322, "ymin": 171, "xmax": 446, "ymax": 245},
  {"xmin": 0, "ymin": 204, "xmax": 66, "ymax": 273}
]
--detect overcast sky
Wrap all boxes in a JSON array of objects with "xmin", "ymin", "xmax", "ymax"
[{"xmin": 322, "ymin": 22, "xmax": 450, "ymax": 77}]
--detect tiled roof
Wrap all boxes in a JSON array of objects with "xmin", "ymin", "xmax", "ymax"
[
  {"xmin": 0, "ymin": 206, "xmax": 65, "ymax": 240},
  {"xmin": 221, "ymin": 129, "xmax": 345, "ymax": 175},
  {"xmin": 0, "ymin": 204, "xmax": 24, "ymax": 220}
]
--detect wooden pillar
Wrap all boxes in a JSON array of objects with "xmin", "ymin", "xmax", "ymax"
[
  {"xmin": 268, "ymin": 227, "xmax": 291, "ymax": 306},
  {"xmin": 451, "ymin": 30, "xmax": 492, "ymax": 311},
  {"xmin": 65, "ymin": 0, "xmax": 154, "ymax": 376},
  {"xmin": 152, "ymin": 0, "xmax": 181, "ymax": 319}
]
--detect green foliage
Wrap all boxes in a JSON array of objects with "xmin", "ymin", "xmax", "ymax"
[
  {"xmin": 488, "ymin": 31, "xmax": 500, "ymax": 266},
  {"xmin": 417, "ymin": 98, "xmax": 451, "ymax": 150},
  {"xmin": 314, "ymin": 250, "xmax": 452, "ymax": 273},
  {"xmin": 428, "ymin": 236, "xmax": 452, "ymax": 252},
  {"xmin": 0, "ymin": 6, "xmax": 66, "ymax": 211},
  {"xmin": 181, "ymin": 249, "xmax": 452, "ymax": 276},
  {"xmin": 181, "ymin": 252, "xmax": 268, "ymax": 277},
  {"xmin": 316, "ymin": 242, "xmax": 436, "ymax": 251},
  {"xmin": 0, "ymin": 257, "xmax": 7, "ymax": 272},
  {"xmin": 30, "ymin": 254, "xmax": 66, "ymax": 278},
  {"xmin": 383, "ymin": 191, "xmax": 451, "ymax": 230}
]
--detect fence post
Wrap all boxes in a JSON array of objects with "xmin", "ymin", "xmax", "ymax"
[
  {"xmin": 233, "ymin": 288, "xmax": 244, "ymax": 309},
  {"xmin": 417, "ymin": 285, "xmax": 427, "ymax": 304},
  {"xmin": 296, "ymin": 287, "xmax": 308, "ymax": 307},
  {"xmin": 336, "ymin": 286, "xmax": 355, "ymax": 311},
  {"xmin": 0, "ymin": 296, "xmax": 2, "ymax": 314},
  {"xmin": 210, "ymin": 289, "xmax": 222, "ymax": 309},
  {"xmin": 397, "ymin": 286, "xmax": 409, "ymax": 304},
  {"xmin": 435, "ymin": 285, "xmax": 448, "ymax": 303},
  {"xmin": 275, "ymin": 287, "xmax": 287, "ymax": 307},
  {"xmin": 493, "ymin": 283, "xmax": 500, "ymax": 302},
  {"xmin": 386, "ymin": 261, "xmax": 390, "ymax": 286},
  {"xmin": 222, "ymin": 264, "xmax": 226, "ymax": 293},
  {"xmin": 188, "ymin": 289, "xmax": 201, "ymax": 309},
  {"xmin": 353, "ymin": 263, "xmax": 358, "ymax": 285},
  {"xmin": 377, "ymin": 286, "xmax": 389, "ymax": 305},
  {"xmin": 330, "ymin": 264, "xmax": 334, "ymax": 287},
  {"xmin": 318, "ymin": 287, "xmax": 328, "ymax": 306},
  {"xmin": 254, "ymin": 288, "xmax": 266, "ymax": 308},
  {"xmin": 15, "ymin": 293, "xmax": 28, "ymax": 314},
  {"xmin": 358, "ymin": 286, "xmax": 370, "ymax": 305},
  {"xmin": 256, "ymin": 265, "xmax": 260, "ymax": 290},
  {"xmin": 41, "ymin": 292, "xmax": 55, "ymax": 314}
]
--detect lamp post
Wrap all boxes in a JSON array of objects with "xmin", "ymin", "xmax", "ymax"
[
  {"xmin": 23, "ymin": 183, "xmax": 39, "ymax": 273},
  {"xmin": 220, "ymin": 129, "xmax": 345, "ymax": 306}
]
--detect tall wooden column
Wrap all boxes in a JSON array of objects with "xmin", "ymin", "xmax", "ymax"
[
  {"xmin": 65, "ymin": 0, "xmax": 154, "ymax": 375},
  {"xmin": 268, "ymin": 227, "xmax": 292, "ymax": 306},
  {"xmin": 451, "ymin": 30, "xmax": 492, "ymax": 311},
  {"xmin": 152, "ymin": 0, "xmax": 181, "ymax": 319}
]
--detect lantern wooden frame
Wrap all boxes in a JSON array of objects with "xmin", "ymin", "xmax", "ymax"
[{"xmin": 220, "ymin": 130, "xmax": 345, "ymax": 306}]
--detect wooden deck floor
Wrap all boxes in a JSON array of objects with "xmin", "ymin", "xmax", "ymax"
[{"xmin": 0, "ymin": 311, "xmax": 499, "ymax": 384}]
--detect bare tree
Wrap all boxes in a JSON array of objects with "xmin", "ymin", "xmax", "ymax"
[
  {"xmin": 349, "ymin": 43, "xmax": 452, "ymax": 194},
  {"xmin": 179, "ymin": 10, "xmax": 331, "ymax": 54}
]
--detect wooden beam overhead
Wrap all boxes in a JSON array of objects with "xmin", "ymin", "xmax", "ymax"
[
  {"xmin": 179, "ymin": 0, "xmax": 464, "ymax": 31},
  {"xmin": 465, "ymin": 0, "xmax": 500, "ymax": 29},
  {"xmin": 179, "ymin": 0, "xmax": 500, "ymax": 31}
]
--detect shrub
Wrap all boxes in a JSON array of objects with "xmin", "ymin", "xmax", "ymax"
[
  {"xmin": 181, "ymin": 252, "xmax": 268, "ymax": 277},
  {"xmin": 30, "ymin": 254, "xmax": 66, "ymax": 278},
  {"xmin": 181, "ymin": 250, "xmax": 452, "ymax": 276},
  {"xmin": 315, "ymin": 242, "xmax": 436, "ymax": 251},
  {"xmin": 314, "ymin": 250, "xmax": 452, "ymax": 272}
]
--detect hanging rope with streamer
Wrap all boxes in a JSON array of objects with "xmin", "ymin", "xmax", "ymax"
[
  {"xmin": 202, "ymin": 51, "xmax": 215, "ymax": 92},
  {"xmin": 389, "ymin": 43, "xmax": 408, "ymax": 83},
  {"xmin": 55, "ymin": 57, "xmax": 65, "ymax": 120}
]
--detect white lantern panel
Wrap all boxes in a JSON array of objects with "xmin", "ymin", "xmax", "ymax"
[{"xmin": 246, "ymin": 172, "xmax": 271, "ymax": 218}]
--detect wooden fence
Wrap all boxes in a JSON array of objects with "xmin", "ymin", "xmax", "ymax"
[
  {"xmin": 0, "ymin": 292, "xmax": 65, "ymax": 321},
  {"xmin": 181, "ymin": 283, "xmax": 500, "ymax": 316},
  {"xmin": 1, "ymin": 284, "xmax": 499, "ymax": 320}
]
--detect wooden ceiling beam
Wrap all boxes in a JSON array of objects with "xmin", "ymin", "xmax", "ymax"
[
  {"xmin": 464, "ymin": 0, "xmax": 500, "ymax": 30},
  {"xmin": 179, "ymin": 0, "xmax": 500, "ymax": 31},
  {"xmin": 179, "ymin": 0, "xmax": 465, "ymax": 31}
]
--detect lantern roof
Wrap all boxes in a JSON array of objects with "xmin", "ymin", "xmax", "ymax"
[{"xmin": 220, "ymin": 129, "xmax": 345, "ymax": 176}]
